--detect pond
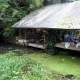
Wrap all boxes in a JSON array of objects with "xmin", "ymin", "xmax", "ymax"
[
  {"xmin": 0, "ymin": 43, "xmax": 41, "ymax": 55},
  {"xmin": 0, "ymin": 43, "xmax": 80, "ymax": 80}
]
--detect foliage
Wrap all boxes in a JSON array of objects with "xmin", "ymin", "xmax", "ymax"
[
  {"xmin": 3, "ymin": 27, "xmax": 14, "ymax": 37},
  {"xmin": 0, "ymin": 44, "xmax": 80, "ymax": 79},
  {"xmin": 62, "ymin": 0, "xmax": 78, "ymax": 2},
  {"xmin": 0, "ymin": 51, "xmax": 53, "ymax": 80},
  {"xmin": 45, "ymin": 29, "xmax": 75, "ymax": 54},
  {"xmin": 27, "ymin": 0, "xmax": 44, "ymax": 11},
  {"xmin": 0, "ymin": 0, "xmax": 44, "ymax": 38}
]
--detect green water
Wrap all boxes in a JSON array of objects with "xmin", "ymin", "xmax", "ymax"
[
  {"xmin": 0, "ymin": 43, "xmax": 80, "ymax": 78},
  {"xmin": 25, "ymin": 51, "xmax": 80, "ymax": 77}
]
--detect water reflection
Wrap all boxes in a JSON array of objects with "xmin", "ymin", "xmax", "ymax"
[{"xmin": 0, "ymin": 43, "xmax": 43, "ymax": 55}]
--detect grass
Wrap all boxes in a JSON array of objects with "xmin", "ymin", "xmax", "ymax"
[
  {"xmin": 0, "ymin": 44, "xmax": 80, "ymax": 80},
  {"xmin": 0, "ymin": 51, "xmax": 56, "ymax": 80}
]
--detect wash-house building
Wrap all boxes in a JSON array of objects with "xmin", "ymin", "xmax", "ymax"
[{"xmin": 12, "ymin": 1, "xmax": 80, "ymax": 51}]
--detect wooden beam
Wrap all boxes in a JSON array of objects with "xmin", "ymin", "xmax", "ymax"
[
  {"xmin": 55, "ymin": 43, "xmax": 80, "ymax": 51},
  {"xmin": 27, "ymin": 43, "xmax": 44, "ymax": 49}
]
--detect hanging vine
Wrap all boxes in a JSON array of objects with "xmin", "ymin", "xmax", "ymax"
[{"xmin": 45, "ymin": 29, "xmax": 75, "ymax": 55}]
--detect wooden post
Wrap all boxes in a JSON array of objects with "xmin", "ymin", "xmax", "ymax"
[
  {"xmin": 25, "ymin": 29, "xmax": 26, "ymax": 40},
  {"xmin": 19, "ymin": 28, "xmax": 21, "ymax": 39},
  {"xmin": 44, "ymin": 33, "xmax": 46, "ymax": 44},
  {"xmin": 43, "ymin": 29, "xmax": 46, "ymax": 44},
  {"xmin": 43, "ymin": 29, "xmax": 47, "ymax": 49}
]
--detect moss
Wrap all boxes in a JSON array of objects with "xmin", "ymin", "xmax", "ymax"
[{"xmin": 26, "ymin": 51, "xmax": 80, "ymax": 78}]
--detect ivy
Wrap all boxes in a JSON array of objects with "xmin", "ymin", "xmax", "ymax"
[{"xmin": 45, "ymin": 29, "xmax": 75, "ymax": 55}]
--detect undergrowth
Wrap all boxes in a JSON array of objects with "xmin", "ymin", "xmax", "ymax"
[
  {"xmin": 0, "ymin": 51, "xmax": 53, "ymax": 80},
  {"xmin": 0, "ymin": 51, "xmax": 79, "ymax": 80}
]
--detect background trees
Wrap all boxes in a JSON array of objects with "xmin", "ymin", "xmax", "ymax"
[{"xmin": 0, "ymin": 0, "xmax": 44, "ymax": 40}]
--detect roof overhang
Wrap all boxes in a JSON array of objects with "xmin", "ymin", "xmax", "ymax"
[{"xmin": 12, "ymin": 1, "xmax": 80, "ymax": 29}]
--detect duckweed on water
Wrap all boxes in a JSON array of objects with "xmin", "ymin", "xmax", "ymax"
[
  {"xmin": 0, "ymin": 43, "xmax": 80, "ymax": 80},
  {"xmin": 25, "ymin": 51, "xmax": 80, "ymax": 79}
]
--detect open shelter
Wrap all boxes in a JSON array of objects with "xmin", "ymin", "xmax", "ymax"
[{"xmin": 12, "ymin": 1, "xmax": 80, "ymax": 51}]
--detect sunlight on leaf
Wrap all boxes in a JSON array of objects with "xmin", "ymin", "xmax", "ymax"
[
  {"xmin": 60, "ymin": 22, "xmax": 66, "ymax": 26},
  {"xmin": 67, "ymin": 15, "xmax": 71, "ymax": 18},
  {"xmin": 68, "ymin": 26, "xmax": 71, "ymax": 28}
]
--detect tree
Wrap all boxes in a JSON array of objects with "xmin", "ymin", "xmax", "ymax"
[{"xmin": 0, "ymin": 0, "xmax": 44, "ymax": 39}]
